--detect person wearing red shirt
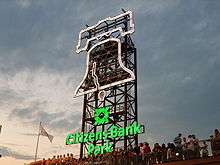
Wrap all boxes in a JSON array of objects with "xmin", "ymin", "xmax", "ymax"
[{"xmin": 143, "ymin": 142, "xmax": 151, "ymax": 165}]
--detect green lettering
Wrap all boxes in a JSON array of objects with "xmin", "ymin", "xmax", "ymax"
[
  {"xmin": 75, "ymin": 132, "xmax": 83, "ymax": 143},
  {"xmin": 83, "ymin": 133, "xmax": 89, "ymax": 143},
  {"xmin": 65, "ymin": 133, "xmax": 75, "ymax": 145},
  {"xmin": 88, "ymin": 132, "xmax": 95, "ymax": 142},
  {"xmin": 95, "ymin": 131, "xmax": 103, "ymax": 141},
  {"xmin": 133, "ymin": 122, "xmax": 141, "ymax": 134},
  {"xmin": 118, "ymin": 127, "xmax": 125, "ymax": 137},
  {"xmin": 100, "ymin": 145, "xmax": 105, "ymax": 154},
  {"xmin": 110, "ymin": 125, "xmax": 118, "ymax": 138},
  {"xmin": 94, "ymin": 146, "xmax": 101, "ymax": 156},
  {"xmin": 104, "ymin": 141, "xmax": 113, "ymax": 153},
  {"xmin": 126, "ymin": 125, "xmax": 133, "ymax": 136},
  {"xmin": 102, "ymin": 131, "xmax": 108, "ymax": 140},
  {"xmin": 88, "ymin": 144, "xmax": 95, "ymax": 156}
]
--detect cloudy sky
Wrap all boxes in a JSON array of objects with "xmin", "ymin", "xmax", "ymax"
[{"xmin": 0, "ymin": 0, "xmax": 220, "ymax": 164}]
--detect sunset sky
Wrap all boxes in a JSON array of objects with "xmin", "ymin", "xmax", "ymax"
[{"xmin": 1, "ymin": 0, "xmax": 220, "ymax": 164}]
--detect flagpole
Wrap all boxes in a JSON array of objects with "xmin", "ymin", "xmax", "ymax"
[{"xmin": 34, "ymin": 122, "xmax": 41, "ymax": 162}]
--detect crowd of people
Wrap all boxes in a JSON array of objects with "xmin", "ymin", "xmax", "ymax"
[{"xmin": 29, "ymin": 129, "xmax": 220, "ymax": 165}]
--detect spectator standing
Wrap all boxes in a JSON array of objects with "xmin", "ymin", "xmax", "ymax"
[
  {"xmin": 192, "ymin": 135, "xmax": 200, "ymax": 158},
  {"xmin": 182, "ymin": 137, "xmax": 188, "ymax": 160},
  {"xmin": 201, "ymin": 141, "xmax": 209, "ymax": 158},
  {"xmin": 213, "ymin": 129, "xmax": 220, "ymax": 156},
  {"xmin": 139, "ymin": 143, "xmax": 145, "ymax": 165},
  {"xmin": 134, "ymin": 145, "xmax": 140, "ymax": 164},
  {"xmin": 167, "ymin": 143, "xmax": 176, "ymax": 161},
  {"xmin": 45, "ymin": 158, "xmax": 51, "ymax": 165},
  {"xmin": 143, "ymin": 142, "xmax": 151, "ymax": 154},
  {"xmin": 50, "ymin": 156, "xmax": 56, "ymax": 165},
  {"xmin": 127, "ymin": 147, "xmax": 134, "ymax": 165},
  {"xmin": 41, "ymin": 158, "xmax": 46, "ymax": 165},
  {"xmin": 214, "ymin": 129, "xmax": 220, "ymax": 140},
  {"xmin": 210, "ymin": 135, "xmax": 214, "ymax": 156},
  {"xmin": 152, "ymin": 143, "xmax": 162, "ymax": 164},
  {"xmin": 174, "ymin": 133, "xmax": 183, "ymax": 159},
  {"xmin": 174, "ymin": 133, "xmax": 182, "ymax": 148},
  {"xmin": 161, "ymin": 143, "xmax": 168, "ymax": 163},
  {"xmin": 143, "ymin": 142, "xmax": 151, "ymax": 165},
  {"xmin": 187, "ymin": 135, "xmax": 195, "ymax": 159}
]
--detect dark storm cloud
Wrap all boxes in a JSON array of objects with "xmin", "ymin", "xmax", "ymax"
[
  {"xmin": 135, "ymin": 0, "xmax": 220, "ymax": 141},
  {"xmin": 0, "ymin": 0, "xmax": 178, "ymax": 74},
  {"xmin": 1, "ymin": 0, "xmax": 220, "ymax": 145},
  {"xmin": 0, "ymin": 146, "xmax": 33, "ymax": 160},
  {"xmin": 8, "ymin": 101, "xmax": 81, "ymax": 133},
  {"xmin": 0, "ymin": 0, "xmax": 83, "ymax": 74}
]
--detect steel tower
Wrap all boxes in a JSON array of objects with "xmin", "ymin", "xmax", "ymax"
[{"xmin": 74, "ymin": 11, "xmax": 138, "ymax": 158}]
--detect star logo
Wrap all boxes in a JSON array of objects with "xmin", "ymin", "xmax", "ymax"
[{"xmin": 94, "ymin": 107, "xmax": 110, "ymax": 125}]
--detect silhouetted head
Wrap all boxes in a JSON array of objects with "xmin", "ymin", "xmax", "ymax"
[
  {"xmin": 215, "ymin": 129, "xmax": 220, "ymax": 136},
  {"xmin": 144, "ymin": 142, "xmax": 149, "ymax": 146}
]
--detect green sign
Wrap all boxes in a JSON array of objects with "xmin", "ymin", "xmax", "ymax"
[
  {"xmin": 88, "ymin": 140, "xmax": 113, "ymax": 156},
  {"xmin": 66, "ymin": 107, "xmax": 144, "ymax": 156},
  {"xmin": 94, "ymin": 107, "xmax": 109, "ymax": 125},
  {"xmin": 66, "ymin": 121, "xmax": 142, "ymax": 145}
]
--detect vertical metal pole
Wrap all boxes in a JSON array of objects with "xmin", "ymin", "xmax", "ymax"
[
  {"xmin": 34, "ymin": 122, "xmax": 41, "ymax": 162},
  {"xmin": 124, "ymin": 14, "xmax": 128, "ymax": 151},
  {"xmin": 94, "ymin": 91, "xmax": 98, "ymax": 146},
  {"xmin": 80, "ymin": 95, "xmax": 87, "ymax": 159},
  {"xmin": 80, "ymin": 29, "xmax": 92, "ymax": 158},
  {"xmin": 134, "ymin": 48, "xmax": 138, "ymax": 146}
]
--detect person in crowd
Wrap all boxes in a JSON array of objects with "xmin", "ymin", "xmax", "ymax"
[
  {"xmin": 112, "ymin": 149, "xmax": 117, "ymax": 165},
  {"xmin": 50, "ymin": 156, "xmax": 55, "ymax": 165},
  {"xmin": 192, "ymin": 135, "xmax": 200, "ymax": 158},
  {"xmin": 133, "ymin": 144, "xmax": 141, "ymax": 164},
  {"xmin": 127, "ymin": 146, "xmax": 135, "ymax": 165},
  {"xmin": 41, "ymin": 158, "xmax": 46, "ymax": 165},
  {"xmin": 161, "ymin": 143, "xmax": 167, "ymax": 163},
  {"xmin": 143, "ymin": 142, "xmax": 151, "ymax": 165},
  {"xmin": 45, "ymin": 158, "xmax": 51, "ymax": 165},
  {"xmin": 174, "ymin": 133, "xmax": 182, "ymax": 148},
  {"xmin": 187, "ymin": 135, "xmax": 195, "ymax": 159},
  {"xmin": 143, "ymin": 142, "xmax": 151, "ymax": 154},
  {"xmin": 174, "ymin": 133, "xmax": 183, "ymax": 160},
  {"xmin": 214, "ymin": 129, "xmax": 220, "ymax": 140},
  {"xmin": 212, "ymin": 129, "xmax": 220, "ymax": 156},
  {"xmin": 201, "ymin": 141, "xmax": 209, "ymax": 158},
  {"xmin": 58, "ymin": 155, "xmax": 63, "ymax": 165},
  {"xmin": 182, "ymin": 137, "xmax": 188, "ymax": 160},
  {"xmin": 167, "ymin": 143, "xmax": 176, "ymax": 161},
  {"xmin": 152, "ymin": 143, "xmax": 162, "ymax": 164},
  {"xmin": 139, "ymin": 143, "xmax": 145, "ymax": 165}
]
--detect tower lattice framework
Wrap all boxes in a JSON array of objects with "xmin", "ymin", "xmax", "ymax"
[{"xmin": 77, "ymin": 11, "xmax": 138, "ymax": 158}]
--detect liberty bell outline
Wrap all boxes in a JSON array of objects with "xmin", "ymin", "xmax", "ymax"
[{"xmin": 74, "ymin": 11, "xmax": 135, "ymax": 97}]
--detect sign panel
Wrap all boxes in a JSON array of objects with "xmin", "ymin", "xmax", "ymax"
[
  {"xmin": 66, "ymin": 107, "xmax": 144, "ymax": 156},
  {"xmin": 74, "ymin": 11, "xmax": 135, "ymax": 96}
]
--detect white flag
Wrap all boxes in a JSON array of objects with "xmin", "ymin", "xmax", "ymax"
[{"xmin": 39, "ymin": 123, "xmax": 53, "ymax": 143}]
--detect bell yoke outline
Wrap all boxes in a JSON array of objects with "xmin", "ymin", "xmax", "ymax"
[
  {"xmin": 74, "ymin": 11, "xmax": 136, "ymax": 97},
  {"xmin": 76, "ymin": 11, "xmax": 135, "ymax": 53}
]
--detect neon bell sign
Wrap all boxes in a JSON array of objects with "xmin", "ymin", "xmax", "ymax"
[{"xmin": 74, "ymin": 11, "xmax": 135, "ymax": 97}]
